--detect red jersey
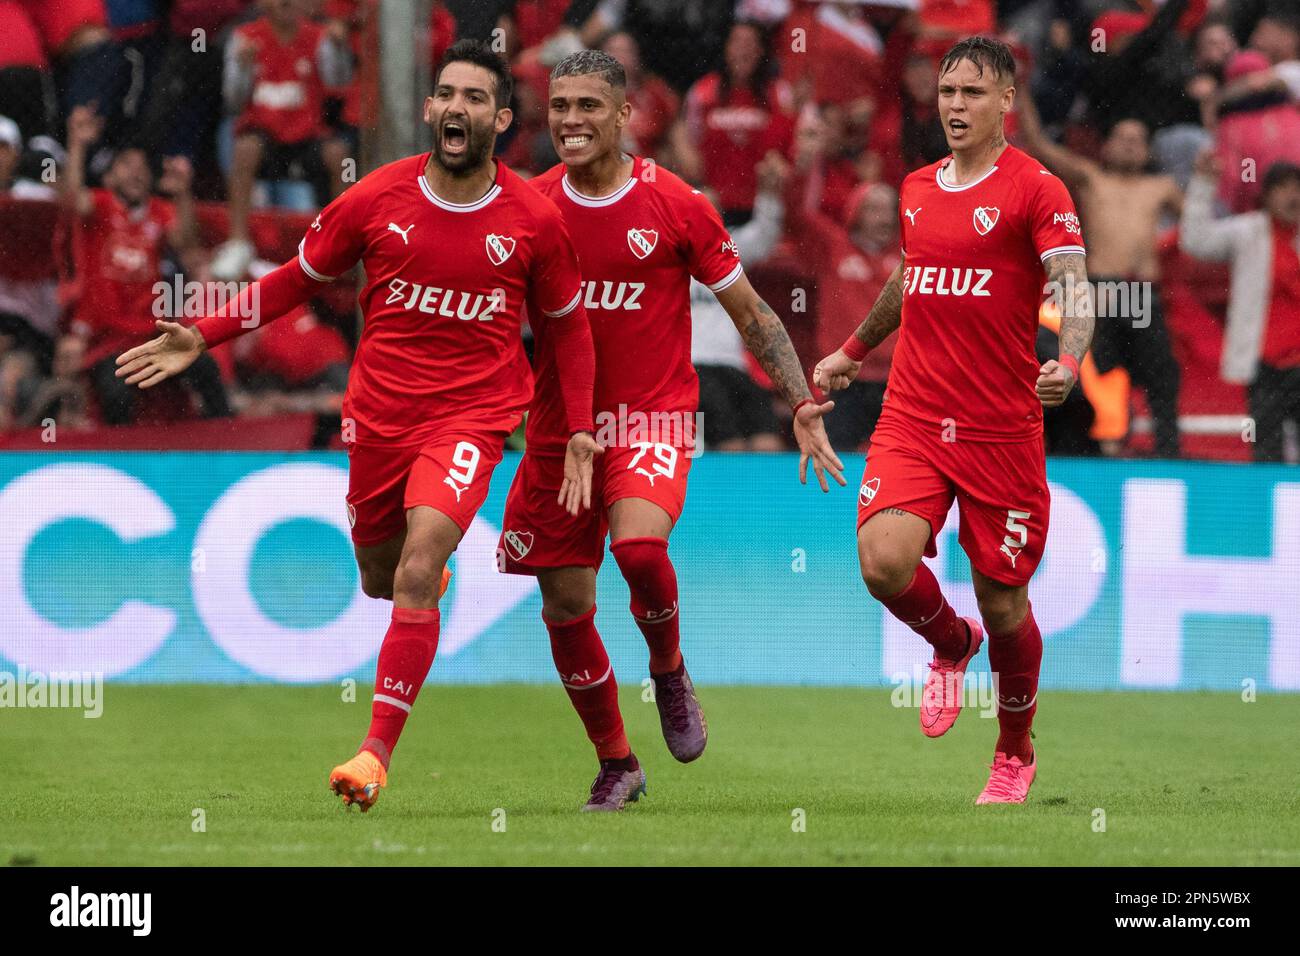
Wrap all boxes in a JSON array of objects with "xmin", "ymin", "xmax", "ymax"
[
  {"xmin": 787, "ymin": 197, "xmax": 901, "ymax": 384},
  {"xmin": 778, "ymin": 4, "xmax": 882, "ymax": 108},
  {"xmin": 888, "ymin": 145, "xmax": 1084, "ymax": 441},
  {"xmin": 233, "ymin": 17, "xmax": 327, "ymax": 145},
  {"xmin": 524, "ymin": 157, "xmax": 743, "ymax": 454},
  {"xmin": 299, "ymin": 155, "xmax": 584, "ymax": 446},
  {"xmin": 684, "ymin": 73, "xmax": 794, "ymax": 213},
  {"xmin": 237, "ymin": 304, "xmax": 351, "ymax": 385},
  {"xmin": 72, "ymin": 189, "xmax": 175, "ymax": 364}
]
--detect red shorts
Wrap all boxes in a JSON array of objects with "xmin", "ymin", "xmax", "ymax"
[
  {"xmin": 498, "ymin": 439, "xmax": 693, "ymax": 575},
  {"xmin": 346, "ymin": 422, "xmax": 512, "ymax": 547},
  {"xmin": 498, "ymin": 451, "xmax": 609, "ymax": 574},
  {"xmin": 856, "ymin": 411, "xmax": 1050, "ymax": 586}
]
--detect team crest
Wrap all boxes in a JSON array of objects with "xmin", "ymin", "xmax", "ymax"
[
  {"xmin": 346, "ymin": 502, "xmax": 357, "ymax": 528},
  {"xmin": 973, "ymin": 206, "xmax": 1000, "ymax": 236},
  {"xmin": 504, "ymin": 529, "xmax": 534, "ymax": 561},
  {"xmin": 627, "ymin": 228, "xmax": 658, "ymax": 260},
  {"xmin": 859, "ymin": 477, "xmax": 880, "ymax": 506},
  {"xmin": 486, "ymin": 233, "xmax": 516, "ymax": 266}
]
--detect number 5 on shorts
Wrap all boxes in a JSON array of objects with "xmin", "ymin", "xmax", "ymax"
[{"xmin": 1003, "ymin": 509, "xmax": 1031, "ymax": 551}]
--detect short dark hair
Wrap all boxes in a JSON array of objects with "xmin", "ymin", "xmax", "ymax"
[
  {"xmin": 938, "ymin": 35, "xmax": 1017, "ymax": 85},
  {"xmin": 1263, "ymin": 161, "xmax": 1300, "ymax": 195},
  {"xmin": 1104, "ymin": 114, "xmax": 1150, "ymax": 138},
  {"xmin": 435, "ymin": 39, "xmax": 514, "ymax": 108},
  {"xmin": 550, "ymin": 49, "xmax": 627, "ymax": 92}
]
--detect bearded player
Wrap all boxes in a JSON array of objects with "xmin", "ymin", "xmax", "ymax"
[
  {"xmin": 498, "ymin": 50, "xmax": 844, "ymax": 811},
  {"xmin": 115, "ymin": 41, "xmax": 599, "ymax": 812},
  {"xmin": 815, "ymin": 36, "xmax": 1094, "ymax": 804}
]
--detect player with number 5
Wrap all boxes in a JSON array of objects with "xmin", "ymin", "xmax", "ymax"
[{"xmin": 814, "ymin": 37, "xmax": 1093, "ymax": 805}]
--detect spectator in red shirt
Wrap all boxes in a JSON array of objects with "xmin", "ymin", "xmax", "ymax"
[
  {"xmin": 788, "ymin": 174, "xmax": 901, "ymax": 450},
  {"xmin": 63, "ymin": 106, "xmax": 230, "ymax": 425},
  {"xmin": 603, "ymin": 30, "xmax": 678, "ymax": 161},
  {"xmin": 1214, "ymin": 49, "xmax": 1300, "ymax": 214},
  {"xmin": 671, "ymin": 20, "xmax": 795, "ymax": 225},
  {"xmin": 778, "ymin": 0, "xmax": 884, "ymax": 115},
  {"xmin": 212, "ymin": 0, "xmax": 353, "ymax": 281},
  {"xmin": 235, "ymin": 259, "xmax": 351, "ymax": 400}
]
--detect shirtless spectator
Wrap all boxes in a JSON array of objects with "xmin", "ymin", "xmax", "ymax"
[
  {"xmin": 1019, "ymin": 92, "xmax": 1184, "ymax": 457},
  {"xmin": 211, "ymin": 0, "xmax": 352, "ymax": 281},
  {"xmin": 63, "ymin": 106, "xmax": 230, "ymax": 425}
]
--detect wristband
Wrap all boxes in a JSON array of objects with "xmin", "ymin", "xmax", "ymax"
[
  {"xmin": 1059, "ymin": 353, "xmax": 1080, "ymax": 384},
  {"xmin": 792, "ymin": 398, "xmax": 813, "ymax": 416},
  {"xmin": 841, "ymin": 334, "xmax": 870, "ymax": 362}
]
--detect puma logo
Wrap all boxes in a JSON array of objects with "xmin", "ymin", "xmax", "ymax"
[
  {"xmin": 443, "ymin": 476, "xmax": 467, "ymax": 501},
  {"xmin": 904, "ymin": 208, "xmax": 921, "ymax": 225},
  {"xmin": 388, "ymin": 222, "xmax": 414, "ymax": 245}
]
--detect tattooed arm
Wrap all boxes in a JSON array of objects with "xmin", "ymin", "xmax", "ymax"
[
  {"xmin": 813, "ymin": 259, "xmax": 905, "ymax": 393},
  {"xmin": 714, "ymin": 274, "xmax": 813, "ymax": 406},
  {"xmin": 1037, "ymin": 251, "xmax": 1094, "ymax": 407},
  {"xmin": 713, "ymin": 274, "xmax": 846, "ymax": 491}
]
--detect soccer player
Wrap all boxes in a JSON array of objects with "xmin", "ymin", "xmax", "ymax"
[
  {"xmin": 498, "ymin": 50, "xmax": 844, "ymax": 811},
  {"xmin": 815, "ymin": 36, "xmax": 1094, "ymax": 804},
  {"xmin": 113, "ymin": 41, "xmax": 599, "ymax": 812}
]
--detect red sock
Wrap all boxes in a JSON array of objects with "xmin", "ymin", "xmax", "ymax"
[
  {"xmin": 986, "ymin": 602, "xmax": 1042, "ymax": 762},
  {"xmin": 546, "ymin": 606, "xmax": 630, "ymax": 760},
  {"xmin": 360, "ymin": 606, "xmax": 439, "ymax": 769},
  {"xmin": 610, "ymin": 536, "xmax": 682, "ymax": 674},
  {"xmin": 877, "ymin": 564, "xmax": 968, "ymax": 660}
]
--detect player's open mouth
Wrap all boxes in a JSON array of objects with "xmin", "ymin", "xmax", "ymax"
[
  {"xmin": 948, "ymin": 119, "xmax": 969, "ymax": 134},
  {"xmin": 441, "ymin": 121, "xmax": 468, "ymax": 154},
  {"xmin": 562, "ymin": 134, "xmax": 593, "ymax": 151}
]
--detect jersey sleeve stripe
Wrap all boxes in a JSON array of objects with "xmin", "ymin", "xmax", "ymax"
[
  {"xmin": 1040, "ymin": 244, "xmax": 1087, "ymax": 262},
  {"xmin": 542, "ymin": 287, "xmax": 583, "ymax": 318},
  {"xmin": 297, "ymin": 239, "xmax": 336, "ymax": 282},
  {"xmin": 707, "ymin": 262, "xmax": 744, "ymax": 293}
]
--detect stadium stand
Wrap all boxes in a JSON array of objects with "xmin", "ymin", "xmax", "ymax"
[{"xmin": 0, "ymin": 0, "xmax": 1296, "ymax": 462}]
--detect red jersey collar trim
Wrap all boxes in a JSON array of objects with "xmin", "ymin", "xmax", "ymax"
[
  {"xmin": 561, "ymin": 158, "xmax": 639, "ymax": 207},
  {"xmin": 417, "ymin": 156, "xmax": 503, "ymax": 213},
  {"xmin": 935, "ymin": 157, "xmax": 1000, "ymax": 192}
]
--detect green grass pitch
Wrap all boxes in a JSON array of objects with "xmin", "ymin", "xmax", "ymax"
[{"xmin": 3, "ymin": 685, "xmax": 1297, "ymax": 866}]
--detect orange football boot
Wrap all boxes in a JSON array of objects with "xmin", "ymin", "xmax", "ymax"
[{"xmin": 329, "ymin": 750, "xmax": 388, "ymax": 811}]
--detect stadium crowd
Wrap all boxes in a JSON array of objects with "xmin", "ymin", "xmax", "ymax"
[{"xmin": 0, "ymin": 0, "xmax": 1298, "ymax": 461}]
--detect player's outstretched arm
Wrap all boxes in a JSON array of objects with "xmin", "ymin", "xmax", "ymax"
[
  {"xmin": 114, "ymin": 258, "xmax": 324, "ymax": 388},
  {"xmin": 713, "ymin": 275, "xmax": 846, "ymax": 492},
  {"xmin": 1037, "ymin": 252, "xmax": 1094, "ymax": 407},
  {"xmin": 813, "ymin": 259, "xmax": 905, "ymax": 393}
]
